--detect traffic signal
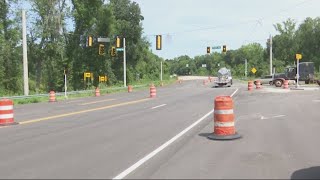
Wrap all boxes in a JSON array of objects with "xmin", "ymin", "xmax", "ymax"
[
  {"xmin": 111, "ymin": 46, "xmax": 116, "ymax": 57},
  {"xmin": 222, "ymin": 45, "xmax": 227, "ymax": 53},
  {"xmin": 99, "ymin": 44, "xmax": 105, "ymax": 55},
  {"xmin": 207, "ymin": 47, "xmax": 211, "ymax": 54},
  {"xmin": 116, "ymin": 36, "xmax": 121, "ymax": 48},
  {"xmin": 88, "ymin": 36, "xmax": 93, "ymax": 47},
  {"xmin": 156, "ymin": 35, "xmax": 162, "ymax": 50}
]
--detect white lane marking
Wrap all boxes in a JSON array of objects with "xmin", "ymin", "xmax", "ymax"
[
  {"xmin": 272, "ymin": 115, "xmax": 286, "ymax": 118},
  {"xmin": 313, "ymin": 100, "xmax": 320, "ymax": 102},
  {"xmin": 151, "ymin": 104, "xmax": 167, "ymax": 109},
  {"xmin": 230, "ymin": 88, "xmax": 239, "ymax": 97},
  {"xmin": 112, "ymin": 88, "xmax": 239, "ymax": 179},
  {"xmin": 261, "ymin": 115, "xmax": 286, "ymax": 120}
]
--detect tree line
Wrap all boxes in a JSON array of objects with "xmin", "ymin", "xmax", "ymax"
[
  {"xmin": 167, "ymin": 18, "xmax": 320, "ymax": 78},
  {"xmin": 0, "ymin": 0, "xmax": 167, "ymax": 95},
  {"xmin": 1, "ymin": 0, "xmax": 320, "ymax": 96}
]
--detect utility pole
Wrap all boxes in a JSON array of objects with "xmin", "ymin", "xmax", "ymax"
[
  {"xmin": 245, "ymin": 59, "xmax": 248, "ymax": 79},
  {"xmin": 22, "ymin": 10, "xmax": 29, "ymax": 96},
  {"xmin": 269, "ymin": 34, "xmax": 273, "ymax": 75},
  {"xmin": 123, "ymin": 38, "xmax": 126, "ymax": 87},
  {"xmin": 160, "ymin": 61, "xmax": 163, "ymax": 81}
]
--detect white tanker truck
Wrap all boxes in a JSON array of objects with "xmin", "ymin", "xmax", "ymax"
[{"xmin": 214, "ymin": 67, "xmax": 232, "ymax": 87}]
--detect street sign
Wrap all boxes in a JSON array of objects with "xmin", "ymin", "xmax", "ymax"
[
  {"xmin": 251, "ymin": 68, "xmax": 257, "ymax": 74},
  {"xmin": 116, "ymin": 48, "xmax": 124, "ymax": 51},
  {"xmin": 84, "ymin": 72, "xmax": 91, "ymax": 78},
  {"xmin": 97, "ymin": 37, "xmax": 110, "ymax": 43},
  {"xmin": 212, "ymin": 46, "xmax": 221, "ymax": 49},
  {"xmin": 202, "ymin": 64, "xmax": 207, "ymax": 68},
  {"xmin": 296, "ymin": 54, "xmax": 302, "ymax": 60}
]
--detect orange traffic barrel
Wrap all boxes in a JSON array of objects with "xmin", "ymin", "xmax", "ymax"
[
  {"xmin": 208, "ymin": 96, "xmax": 241, "ymax": 140},
  {"xmin": 255, "ymin": 80, "xmax": 261, "ymax": 89},
  {"xmin": 128, "ymin": 85, "xmax": 133, "ymax": 93},
  {"xmin": 203, "ymin": 80, "xmax": 207, "ymax": 85},
  {"xmin": 0, "ymin": 99, "xmax": 18, "ymax": 126},
  {"xmin": 49, "ymin": 91, "xmax": 56, "ymax": 102},
  {"xmin": 150, "ymin": 84, "xmax": 156, "ymax": 98},
  {"xmin": 283, "ymin": 80, "xmax": 289, "ymax": 89},
  {"xmin": 248, "ymin": 81, "xmax": 253, "ymax": 91},
  {"xmin": 179, "ymin": 80, "xmax": 182, "ymax": 84},
  {"xmin": 95, "ymin": 87, "xmax": 100, "ymax": 97}
]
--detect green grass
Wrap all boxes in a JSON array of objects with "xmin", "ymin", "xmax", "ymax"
[{"xmin": 12, "ymin": 78, "xmax": 177, "ymax": 105}]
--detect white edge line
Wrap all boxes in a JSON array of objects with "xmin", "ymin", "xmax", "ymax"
[
  {"xmin": 151, "ymin": 104, "xmax": 167, "ymax": 109},
  {"xmin": 112, "ymin": 88, "xmax": 239, "ymax": 179},
  {"xmin": 271, "ymin": 115, "xmax": 286, "ymax": 118}
]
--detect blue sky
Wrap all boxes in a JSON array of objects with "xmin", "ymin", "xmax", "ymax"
[{"xmin": 133, "ymin": 0, "xmax": 320, "ymax": 59}]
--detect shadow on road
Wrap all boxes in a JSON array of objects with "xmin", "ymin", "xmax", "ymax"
[
  {"xmin": 198, "ymin": 133, "xmax": 212, "ymax": 138},
  {"xmin": 291, "ymin": 166, "xmax": 320, "ymax": 179}
]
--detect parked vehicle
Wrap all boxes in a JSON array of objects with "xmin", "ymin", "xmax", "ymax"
[
  {"xmin": 214, "ymin": 67, "xmax": 232, "ymax": 87},
  {"xmin": 254, "ymin": 75, "xmax": 273, "ymax": 85},
  {"xmin": 273, "ymin": 62, "xmax": 315, "ymax": 87}
]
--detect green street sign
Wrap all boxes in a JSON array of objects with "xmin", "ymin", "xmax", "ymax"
[
  {"xmin": 212, "ymin": 46, "xmax": 221, "ymax": 49},
  {"xmin": 116, "ymin": 48, "xmax": 124, "ymax": 51}
]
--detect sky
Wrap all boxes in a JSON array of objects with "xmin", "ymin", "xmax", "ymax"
[{"xmin": 133, "ymin": 0, "xmax": 320, "ymax": 60}]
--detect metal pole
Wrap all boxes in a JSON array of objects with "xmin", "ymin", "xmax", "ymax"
[
  {"xmin": 22, "ymin": 10, "xmax": 29, "ymax": 96},
  {"xmin": 160, "ymin": 61, "xmax": 163, "ymax": 81},
  {"xmin": 296, "ymin": 59, "xmax": 300, "ymax": 87},
  {"xmin": 245, "ymin": 59, "xmax": 247, "ymax": 79},
  {"xmin": 123, "ymin": 38, "xmax": 126, "ymax": 87},
  {"xmin": 270, "ymin": 34, "xmax": 273, "ymax": 75},
  {"xmin": 64, "ymin": 73, "xmax": 67, "ymax": 99}
]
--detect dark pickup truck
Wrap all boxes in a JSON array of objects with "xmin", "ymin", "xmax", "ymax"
[{"xmin": 273, "ymin": 62, "xmax": 315, "ymax": 87}]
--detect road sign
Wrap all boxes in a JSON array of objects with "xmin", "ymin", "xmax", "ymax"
[
  {"xmin": 84, "ymin": 72, "xmax": 91, "ymax": 78},
  {"xmin": 202, "ymin": 64, "xmax": 207, "ymax": 68},
  {"xmin": 296, "ymin": 54, "xmax": 302, "ymax": 60},
  {"xmin": 97, "ymin": 37, "xmax": 110, "ymax": 43},
  {"xmin": 212, "ymin": 46, "xmax": 221, "ymax": 49},
  {"xmin": 116, "ymin": 48, "xmax": 124, "ymax": 51},
  {"xmin": 251, "ymin": 68, "xmax": 257, "ymax": 74}
]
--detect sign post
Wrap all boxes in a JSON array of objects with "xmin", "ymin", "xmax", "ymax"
[
  {"xmin": 295, "ymin": 54, "xmax": 302, "ymax": 88},
  {"xmin": 64, "ymin": 69, "xmax": 67, "ymax": 99}
]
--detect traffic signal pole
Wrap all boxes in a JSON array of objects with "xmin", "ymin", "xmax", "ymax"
[
  {"xmin": 269, "ymin": 34, "xmax": 273, "ymax": 75},
  {"xmin": 22, "ymin": 10, "xmax": 29, "ymax": 96},
  {"xmin": 123, "ymin": 38, "xmax": 126, "ymax": 87}
]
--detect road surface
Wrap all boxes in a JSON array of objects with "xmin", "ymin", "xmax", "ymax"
[{"xmin": 0, "ymin": 79, "xmax": 320, "ymax": 179}]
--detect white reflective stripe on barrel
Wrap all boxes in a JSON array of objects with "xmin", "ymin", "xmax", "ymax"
[
  {"xmin": 0, "ymin": 105, "xmax": 13, "ymax": 110},
  {"xmin": 214, "ymin": 109, "xmax": 233, "ymax": 115},
  {"xmin": 214, "ymin": 121, "xmax": 235, "ymax": 127},
  {"xmin": 0, "ymin": 114, "xmax": 14, "ymax": 119}
]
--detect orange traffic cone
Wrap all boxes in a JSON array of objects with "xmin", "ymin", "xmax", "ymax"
[
  {"xmin": 49, "ymin": 91, "xmax": 56, "ymax": 102},
  {"xmin": 150, "ymin": 84, "xmax": 156, "ymax": 98},
  {"xmin": 95, "ymin": 87, "xmax": 100, "ymax": 97},
  {"xmin": 0, "ymin": 99, "xmax": 18, "ymax": 126},
  {"xmin": 208, "ymin": 96, "xmax": 241, "ymax": 140}
]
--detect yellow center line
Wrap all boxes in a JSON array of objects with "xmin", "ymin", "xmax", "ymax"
[
  {"xmin": 79, "ymin": 99, "xmax": 116, "ymax": 105},
  {"xmin": 19, "ymin": 98, "xmax": 150, "ymax": 125}
]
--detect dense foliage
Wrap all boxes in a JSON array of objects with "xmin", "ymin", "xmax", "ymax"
[{"xmin": 168, "ymin": 18, "xmax": 320, "ymax": 78}]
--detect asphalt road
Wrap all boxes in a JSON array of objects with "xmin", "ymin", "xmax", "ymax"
[{"xmin": 1, "ymin": 79, "xmax": 320, "ymax": 179}]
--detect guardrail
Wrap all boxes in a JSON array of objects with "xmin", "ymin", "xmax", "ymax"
[{"xmin": 0, "ymin": 84, "xmax": 148, "ymax": 100}]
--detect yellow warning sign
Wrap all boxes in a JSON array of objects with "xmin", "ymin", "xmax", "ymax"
[{"xmin": 251, "ymin": 68, "xmax": 257, "ymax": 74}]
